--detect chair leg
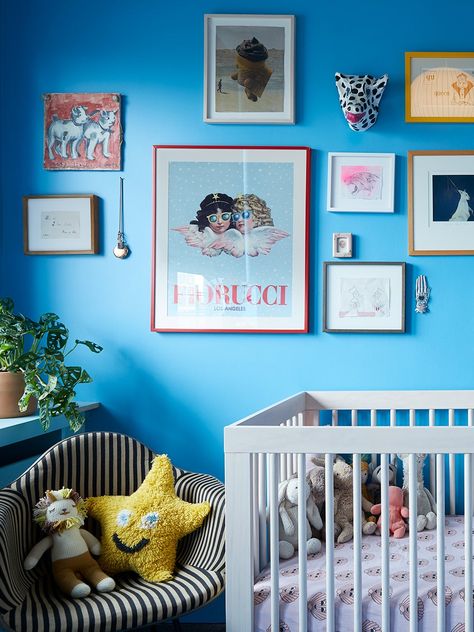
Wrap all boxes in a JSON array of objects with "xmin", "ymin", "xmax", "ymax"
[{"xmin": 172, "ymin": 619, "xmax": 182, "ymax": 632}]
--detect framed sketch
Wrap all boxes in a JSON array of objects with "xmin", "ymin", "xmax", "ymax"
[
  {"xmin": 152, "ymin": 145, "xmax": 310, "ymax": 333},
  {"xmin": 204, "ymin": 14, "xmax": 295, "ymax": 124},
  {"xmin": 23, "ymin": 195, "xmax": 99, "ymax": 255},
  {"xmin": 323, "ymin": 262, "xmax": 406, "ymax": 333},
  {"xmin": 405, "ymin": 52, "xmax": 474, "ymax": 122},
  {"xmin": 332, "ymin": 233, "xmax": 353, "ymax": 258},
  {"xmin": 43, "ymin": 92, "xmax": 122, "ymax": 170},
  {"xmin": 408, "ymin": 150, "xmax": 474, "ymax": 255},
  {"xmin": 327, "ymin": 152, "xmax": 395, "ymax": 213}
]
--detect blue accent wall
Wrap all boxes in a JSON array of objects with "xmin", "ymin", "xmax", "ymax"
[{"xmin": 2, "ymin": 0, "xmax": 474, "ymax": 622}]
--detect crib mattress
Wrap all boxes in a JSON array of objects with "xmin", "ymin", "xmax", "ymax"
[{"xmin": 254, "ymin": 515, "xmax": 472, "ymax": 632}]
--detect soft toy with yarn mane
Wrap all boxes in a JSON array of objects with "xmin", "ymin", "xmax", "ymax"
[
  {"xmin": 277, "ymin": 476, "xmax": 322, "ymax": 559},
  {"xmin": 24, "ymin": 488, "xmax": 115, "ymax": 598}
]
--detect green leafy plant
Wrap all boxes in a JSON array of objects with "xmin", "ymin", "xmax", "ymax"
[{"xmin": 0, "ymin": 297, "xmax": 102, "ymax": 431}]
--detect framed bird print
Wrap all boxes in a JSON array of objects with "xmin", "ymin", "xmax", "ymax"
[{"xmin": 151, "ymin": 145, "xmax": 310, "ymax": 333}]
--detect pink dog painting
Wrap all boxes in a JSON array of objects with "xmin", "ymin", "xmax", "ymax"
[{"xmin": 43, "ymin": 93, "xmax": 122, "ymax": 170}]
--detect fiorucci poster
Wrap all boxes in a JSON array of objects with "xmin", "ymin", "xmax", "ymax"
[{"xmin": 151, "ymin": 146, "xmax": 309, "ymax": 332}]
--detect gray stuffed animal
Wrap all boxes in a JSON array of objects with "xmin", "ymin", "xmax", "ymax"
[
  {"xmin": 398, "ymin": 453, "xmax": 437, "ymax": 531},
  {"xmin": 277, "ymin": 476, "xmax": 322, "ymax": 559}
]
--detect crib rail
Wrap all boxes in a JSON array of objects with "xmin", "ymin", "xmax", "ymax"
[{"xmin": 225, "ymin": 390, "xmax": 474, "ymax": 632}]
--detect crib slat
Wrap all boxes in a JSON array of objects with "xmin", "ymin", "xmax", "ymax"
[
  {"xmin": 253, "ymin": 453, "xmax": 260, "ymax": 577},
  {"xmin": 269, "ymin": 454, "xmax": 280, "ymax": 632},
  {"xmin": 351, "ymin": 409, "xmax": 358, "ymax": 426},
  {"xmin": 390, "ymin": 409, "xmax": 396, "ymax": 464},
  {"xmin": 353, "ymin": 454, "xmax": 362, "ymax": 632},
  {"xmin": 429, "ymin": 410, "xmax": 436, "ymax": 496},
  {"xmin": 409, "ymin": 453, "xmax": 418, "ymax": 632},
  {"xmin": 297, "ymin": 454, "xmax": 307, "ymax": 632},
  {"xmin": 332, "ymin": 410, "xmax": 338, "ymax": 426},
  {"xmin": 381, "ymin": 454, "xmax": 390, "ymax": 632},
  {"xmin": 464, "ymin": 453, "xmax": 473, "ymax": 632},
  {"xmin": 449, "ymin": 409, "xmax": 456, "ymax": 515},
  {"xmin": 370, "ymin": 410, "xmax": 377, "ymax": 468},
  {"xmin": 469, "ymin": 410, "xmax": 474, "ymax": 511},
  {"xmin": 258, "ymin": 453, "xmax": 268, "ymax": 570},
  {"xmin": 325, "ymin": 454, "xmax": 335, "ymax": 632},
  {"xmin": 436, "ymin": 454, "xmax": 446, "ymax": 632}
]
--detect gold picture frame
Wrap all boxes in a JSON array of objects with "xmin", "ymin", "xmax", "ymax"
[
  {"xmin": 23, "ymin": 194, "xmax": 99, "ymax": 255},
  {"xmin": 405, "ymin": 52, "xmax": 474, "ymax": 122}
]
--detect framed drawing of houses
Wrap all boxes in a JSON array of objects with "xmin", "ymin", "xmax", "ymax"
[
  {"xmin": 204, "ymin": 14, "xmax": 295, "ymax": 124},
  {"xmin": 151, "ymin": 145, "xmax": 310, "ymax": 332},
  {"xmin": 43, "ymin": 93, "xmax": 122, "ymax": 170},
  {"xmin": 405, "ymin": 52, "xmax": 474, "ymax": 122},
  {"xmin": 408, "ymin": 150, "xmax": 474, "ymax": 255}
]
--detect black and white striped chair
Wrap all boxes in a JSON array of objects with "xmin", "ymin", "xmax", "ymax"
[{"xmin": 0, "ymin": 432, "xmax": 225, "ymax": 632}]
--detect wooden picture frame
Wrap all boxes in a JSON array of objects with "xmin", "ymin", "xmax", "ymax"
[
  {"xmin": 323, "ymin": 261, "xmax": 406, "ymax": 333},
  {"xmin": 203, "ymin": 14, "xmax": 295, "ymax": 124},
  {"xmin": 23, "ymin": 195, "xmax": 99, "ymax": 255},
  {"xmin": 327, "ymin": 152, "xmax": 395, "ymax": 213},
  {"xmin": 151, "ymin": 145, "xmax": 310, "ymax": 333},
  {"xmin": 405, "ymin": 52, "xmax": 474, "ymax": 122},
  {"xmin": 408, "ymin": 150, "xmax": 474, "ymax": 255}
]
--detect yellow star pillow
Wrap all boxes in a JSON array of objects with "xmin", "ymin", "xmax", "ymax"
[{"xmin": 86, "ymin": 455, "xmax": 210, "ymax": 582}]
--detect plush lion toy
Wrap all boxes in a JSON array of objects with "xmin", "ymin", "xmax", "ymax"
[{"xmin": 24, "ymin": 488, "xmax": 115, "ymax": 598}]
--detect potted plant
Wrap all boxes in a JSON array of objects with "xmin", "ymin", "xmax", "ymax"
[{"xmin": 0, "ymin": 297, "xmax": 102, "ymax": 431}]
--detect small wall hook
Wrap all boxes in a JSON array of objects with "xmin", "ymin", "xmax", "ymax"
[{"xmin": 415, "ymin": 275, "xmax": 430, "ymax": 313}]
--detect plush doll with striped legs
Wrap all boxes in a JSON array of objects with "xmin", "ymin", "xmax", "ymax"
[{"xmin": 24, "ymin": 488, "xmax": 115, "ymax": 598}]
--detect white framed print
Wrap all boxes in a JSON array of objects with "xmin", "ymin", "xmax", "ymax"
[
  {"xmin": 408, "ymin": 150, "xmax": 474, "ymax": 255},
  {"xmin": 204, "ymin": 14, "xmax": 295, "ymax": 124},
  {"xmin": 23, "ymin": 194, "xmax": 99, "ymax": 255},
  {"xmin": 323, "ymin": 261, "xmax": 406, "ymax": 333},
  {"xmin": 327, "ymin": 152, "xmax": 395, "ymax": 213},
  {"xmin": 332, "ymin": 232, "xmax": 353, "ymax": 258}
]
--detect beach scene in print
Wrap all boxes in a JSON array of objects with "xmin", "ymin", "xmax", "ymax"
[
  {"xmin": 341, "ymin": 165, "xmax": 383, "ymax": 200},
  {"xmin": 215, "ymin": 25, "xmax": 284, "ymax": 113}
]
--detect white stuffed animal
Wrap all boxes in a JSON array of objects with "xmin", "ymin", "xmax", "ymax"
[
  {"xmin": 398, "ymin": 453, "xmax": 437, "ymax": 531},
  {"xmin": 278, "ymin": 476, "xmax": 322, "ymax": 559}
]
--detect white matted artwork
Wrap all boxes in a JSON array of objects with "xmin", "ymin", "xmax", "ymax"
[
  {"xmin": 327, "ymin": 152, "xmax": 395, "ymax": 212},
  {"xmin": 23, "ymin": 195, "xmax": 98, "ymax": 255},
  {"xmin": 204, "ymin": 14, "xmax": 294, "ymax": 124},
  {"xmin": 323, "ymin": 262, "xmax": 405, "ymax": 333},
  {"xmin": 408, "ymin": 150, "xmax": 474, "ymax": 255}
]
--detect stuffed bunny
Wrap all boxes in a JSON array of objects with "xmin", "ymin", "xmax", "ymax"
[
  {"xmin": 278, "ymin": 476, "xmax": 322, "ymax": 559},
  {"xmin": 398, "ymin": 453, "xmax": 437, "ymax": 531},
  {"xmin": 371, "ymin": 486, "xmax": 409, "ymax": 538}
]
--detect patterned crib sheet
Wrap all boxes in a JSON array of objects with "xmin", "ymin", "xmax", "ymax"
[{"xmin": 254, "ymin": 516, "xmax": 472, "ymax": 632}]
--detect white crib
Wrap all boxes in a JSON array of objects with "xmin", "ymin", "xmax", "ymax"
[{"xmin": 224, "ymin": 390, "xmax": 474, "ymax": 632}]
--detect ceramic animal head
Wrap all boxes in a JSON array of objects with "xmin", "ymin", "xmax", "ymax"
[{"xmin": 335, "ymin": 73, "xmax": 388, "ymax": 131}]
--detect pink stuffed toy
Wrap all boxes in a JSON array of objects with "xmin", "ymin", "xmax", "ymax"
[{"xmin": 371, "ymin": 486, "xmax": 409, "ymax": 538}]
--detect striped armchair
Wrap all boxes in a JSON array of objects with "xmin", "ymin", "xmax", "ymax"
[{"xmin": 0, "ymin": 432, "xmax": 225, "ymax": 632}]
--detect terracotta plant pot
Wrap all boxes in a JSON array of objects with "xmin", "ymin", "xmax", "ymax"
[{"xmin": 0, "ymin": 372, "xmax": 37, "ymax": 419}]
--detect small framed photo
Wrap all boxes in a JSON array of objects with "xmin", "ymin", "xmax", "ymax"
[
  {"xmin": 405, "ymin": 52, "xmax": 474, "ymax": 123},
  {"xmin": 152, "ymin": 145, "xmax": 310, "ymax": 333},
  {"xmin": 204, "ymin": 14, "xmax": 295, "ymax": 124},
  {"xmin": 23, "ymin": 195, "xmax": 99, "ymax": 255},
  {"xmin": 323, "ymin": 261, "xmax": 406, "ymax": 333},
  {"xmin": 43, "ymin": 92, "xmax": 122, "ymax": 170},
  {"xmin": 408, "ymin": 150, "xmax": 474, "ymax": 255},
  {"xmin": 327, "ymin": 152, "xmax": 395, "ymax": 213},
  {"xmin": 332, "ymin": 233, "xmax": 353, "ymax": 258}
]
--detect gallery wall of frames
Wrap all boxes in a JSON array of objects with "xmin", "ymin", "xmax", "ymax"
[{"xmin": 2, "ymin": 5, "xmax": 474, "ymax": 621}]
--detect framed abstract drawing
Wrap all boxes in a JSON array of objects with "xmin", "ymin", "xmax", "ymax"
[
  {"xmin": 323, "ymin": 261, "xmax": 406, "ymax": 333},
  {"xmin": 43, "ymin": 92, "xmax": 122, "ymax": 170},
  {"xmin": 23, "ymin": 195, "xmax": 99, "ymax": 255},
  {"xmin": 405, "ymin": 52, "xmax": 474, "ymax": 122},
  {"xmin": 408, "ymin": 150, "xmax": 474, "ymax": 255},
  {"xmin": 327, "ymin": 152, "xmax": 395, "ymax": 213},
  {"xmin": 203, "ymin": 14, "xmax": 295, "ymax": 124},
  {"xmin": 151, "ymin": 145, "xmax": 310, "ymax": 333}
]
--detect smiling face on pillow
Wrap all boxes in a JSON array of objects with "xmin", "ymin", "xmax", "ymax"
[{"xmin": 86, "ymin": 455, "xmax": 210, "ymax": 582}]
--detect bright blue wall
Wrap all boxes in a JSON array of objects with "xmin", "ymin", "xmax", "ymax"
[{"xmin": 2, "ymin": 0, "xmax": 474, "ymax": 622}]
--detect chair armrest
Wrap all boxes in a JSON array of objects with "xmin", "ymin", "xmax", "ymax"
[
  {"xmin": 0, "ymin": 489, "xmax": 37, "ymax": 615},
  {"xmin": 175, "ymin": 471, "xmax": 225, "ymax": 573}
]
